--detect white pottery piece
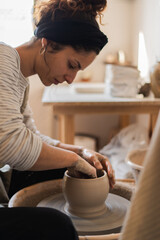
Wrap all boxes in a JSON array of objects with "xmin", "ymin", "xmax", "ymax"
[{"xmin": 126, "ymin": 148, "xmax": 146, "ymax": 182}]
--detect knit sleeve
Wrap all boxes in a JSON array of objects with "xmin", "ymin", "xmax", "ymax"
[
  {"xmin": 0, "ymin": 44, "xmax": 42, "ymax": 170},
  {"xmin": 23, "ymin": 103, "xmax": 60, "ymax": 147}
]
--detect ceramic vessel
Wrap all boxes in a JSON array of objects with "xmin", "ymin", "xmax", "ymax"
[
  {"xmin": 62, "ymin": 170, "xmax": 109, "ymax": 218},
  {"xmin": 150, "ymin": 62, "xmax": 160, "ymax": 98},
  {"xmin": 126, "ymin": 148, "xmax": 146, "ymax": 183}
]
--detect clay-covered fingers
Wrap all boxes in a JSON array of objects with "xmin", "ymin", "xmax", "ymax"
[
  {"xmin": 77, "ymin": 148, "xmax": 115, "ymax": 185},
  {"xmin": 109, "ymin": 170, "xmax": 115, "ymax": 188},
  {"xmin": 96, "ymin": 153, "xmax": 115, "ymax": 188},
  {"xmin": 67, "ymin": 167, "xmax": 83, "ymax": 178},
  {"xmin": 102, "ymin": 160, "xmax": 115, "ymax": 188},
  {"xmin": 72, "ymin": 156, "xmax": 97, "ymax": 178},
  {"xmin": 80, "ymin": 149, "xmax": 103, "ymax": 170},
  {"xmin": 97, "ymin": 154, "xmax": 113, "ymax": 177}
]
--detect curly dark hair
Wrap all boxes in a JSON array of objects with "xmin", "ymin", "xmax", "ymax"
[
  {"xmin": 34, "ymin": 0, "xmax": 107, "ymax": 25},
  {"xmin": 33, "ymin": 0, "xmax": 107, "ymax": 54}
]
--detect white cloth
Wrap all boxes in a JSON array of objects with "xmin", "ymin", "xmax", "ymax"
[
  {"xmin": 119, "ymin": 112, "xmax": 160, "ymax": 240},
  {"xmin": 99, "ymin": 124, "xmax": 149, "ymax": 179}
]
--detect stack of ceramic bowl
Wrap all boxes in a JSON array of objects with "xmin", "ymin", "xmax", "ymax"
[{"xmin": 105, "ymin": 64, "xmax": 140, "ymax": 97}]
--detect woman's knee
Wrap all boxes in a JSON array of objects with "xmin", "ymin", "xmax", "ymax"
[{"xmin": 0, "ymin": 207, "xmax": 78, "ymax": 240}]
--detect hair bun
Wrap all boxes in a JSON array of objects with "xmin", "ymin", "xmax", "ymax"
[
  {"xmin": 67, "ymin": 0, "xmax": 107, "ymax": 17},
  {"xmin": 34, "ymin": 0, "xmax": 107, "ymax": 26}
]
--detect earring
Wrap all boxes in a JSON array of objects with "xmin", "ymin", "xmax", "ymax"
[{"xmin": 40, "ymin": 47, "xmax": 45, "ymax": 55}]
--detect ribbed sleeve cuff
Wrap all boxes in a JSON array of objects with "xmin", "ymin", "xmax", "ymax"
[{"xmin": 39, "ymin": 134, "xmax": 60, "ymax": 147}]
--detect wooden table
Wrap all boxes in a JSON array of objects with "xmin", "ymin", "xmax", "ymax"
[{"xmin": 42, "ymin": 83, "xmax": 160, "ymax": 144}]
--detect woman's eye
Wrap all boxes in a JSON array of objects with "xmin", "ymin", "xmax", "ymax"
[{"xmin": 68, "ymin": 62, "xmax": 76, "ymax": 70}]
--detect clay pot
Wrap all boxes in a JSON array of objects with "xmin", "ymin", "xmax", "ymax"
[
  {"xmin": 62, "ymin": 170, "xmax": 109, "ymax": 218},
  {"xmin": 150, "ymin": 62, "xmax": 160, "ymax": 98}
]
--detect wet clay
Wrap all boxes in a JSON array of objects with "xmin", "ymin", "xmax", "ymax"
[
  {"xmin": 38, "ymin": 170, "xmax": 130, "ymax": 235},
  {"xmin": 63, "ymin": 170, "xmax": 109, "ymax": 218}
]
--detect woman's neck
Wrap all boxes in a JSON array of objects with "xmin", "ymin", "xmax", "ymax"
[{"xmin": 16, "ymin": 39, "xmax": 40, "ymax": 78}]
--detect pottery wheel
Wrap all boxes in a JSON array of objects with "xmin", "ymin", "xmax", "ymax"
[{"xmin": 37, "ymin": 193, "xmax": 130, "ymax": 236}]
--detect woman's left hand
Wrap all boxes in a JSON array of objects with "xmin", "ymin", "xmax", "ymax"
[
  {"xmin": 79, "ymin": 148, "xmax": 115, "ymax": 188},
  {"xmin": 57, "ymin": 143, "xmax": 115, "ymax": 188}
]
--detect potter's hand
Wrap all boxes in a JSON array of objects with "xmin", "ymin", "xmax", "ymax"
[
  {"xmin": 79, "ymin": 148, "xmax": 115, "ymax": 188},
  {"xmin": 68, "ymin": 155, "xmax": 97, "ymax": 179},
  {"xmin": 56, "ymin": 142, "xmax": 114, "ymax": 185}
]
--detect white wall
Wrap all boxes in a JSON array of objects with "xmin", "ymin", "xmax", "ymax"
[
  {"xmin": 131, "ymin": 0, "xmax": 160, "ymax": 68},
  {"xmin": 77, "ymin": 0, "xmax": 133, "ymax": 83},
  {"xmin": 131, "ymin": 0, "xmax": 160, "ymax": 125},
  {"xmin": 29, "ymin": 0, "xmax": 160, "ymax": 148}
]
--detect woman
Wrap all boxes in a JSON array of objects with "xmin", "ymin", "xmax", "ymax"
[{"xmin": 0, "ymin": 0, "xmax": 114, "ymax": 239}]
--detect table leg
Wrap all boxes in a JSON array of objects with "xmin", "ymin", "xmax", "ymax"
[
  {"xmin": 58, "ymin": 114, "xmax": 75, "ymax": 144},
  {"xmin": 119, "ymin": 115, "xmax": 130, "ymax": 129}
]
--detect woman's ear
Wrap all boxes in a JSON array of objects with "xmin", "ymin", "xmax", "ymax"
[
  {"xmin": 41, "ymin": 38, "xmax": 48, "ymax": 48},
  {"xmin": 40, "ymin": 38, "xmax": 48, "ymax": 55}
]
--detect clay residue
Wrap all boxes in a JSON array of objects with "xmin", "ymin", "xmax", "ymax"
[{"xmin": 67, "ymin": 168, "xmax": 104, "ymax": 179}]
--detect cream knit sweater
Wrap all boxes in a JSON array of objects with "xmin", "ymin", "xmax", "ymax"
[{"xmin": 0, "ymin": 43, "xmax": 59, "ymax": 170}]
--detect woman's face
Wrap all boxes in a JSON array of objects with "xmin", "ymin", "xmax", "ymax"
[{"xmin": 36, "ymin": 41, "xmax": 96, "ymax": 86}]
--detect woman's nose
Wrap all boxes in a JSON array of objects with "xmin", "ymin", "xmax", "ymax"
[{"xmin": 64, "ymin": 71, "xmax": 77, "ymax": 84}]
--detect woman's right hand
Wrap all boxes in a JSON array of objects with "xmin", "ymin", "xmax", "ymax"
[{"xmin": 68, "ymin": 155, "xmax": 97, "ymax": 178}]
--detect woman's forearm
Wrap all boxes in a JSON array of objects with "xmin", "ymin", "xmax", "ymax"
[
  {"xmin": 29, "ymin": 142, "xmax": 97, "ymax": 178},
  {"xmin": 29, "ymin": 142, "xmax": 78, "ymax": 171},
  {"xmin": 57, "ymin": 142, "xmax": 84, "ymax": 155}
]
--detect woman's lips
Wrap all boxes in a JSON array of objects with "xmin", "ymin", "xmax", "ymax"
[{"xmin": 53, "ymin": 78, "xmax": 59, "ymax": 84}]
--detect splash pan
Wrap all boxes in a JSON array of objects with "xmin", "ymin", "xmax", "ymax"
[{"xmin": 38, "ymin": 193, "xmax": 130, "ymax": 236}]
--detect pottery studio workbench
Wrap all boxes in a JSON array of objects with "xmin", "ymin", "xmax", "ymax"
[{"xmin": 42, "ymin": 83, "xmax": 160, "ymax": 144}]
